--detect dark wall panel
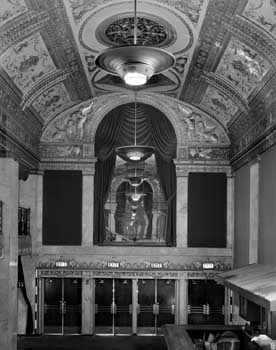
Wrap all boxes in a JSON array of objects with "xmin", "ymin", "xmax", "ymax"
[
  {"xmin": 234, "ymin": 163, "xmax": 250, "ymax": 268},
  {"xmin": 188, "ymin": 173, "xmax": 226, "ymax": 247},
  {"xmin": 260, "ymin": 144, "xmax": 276, "ymax": 265},
  {"xmin": 43, "ymin": 170, "xmax": 82, "ymax": 245}
]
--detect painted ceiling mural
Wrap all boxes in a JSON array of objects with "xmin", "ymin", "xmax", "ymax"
[{"xmin": 0, "ymin": 0, "xmax": 276, "ymax": 167}]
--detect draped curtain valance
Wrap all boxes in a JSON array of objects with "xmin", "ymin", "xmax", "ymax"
[{"xmin": 94, "ymin": 103, "xmax": 177, "ymax": 245}]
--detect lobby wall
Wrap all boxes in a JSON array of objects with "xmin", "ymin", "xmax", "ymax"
[
  {"xmin": 259, "ymin": 144, "xmax": 276, "ymax": 266},
  {"xmin": 234, "ymin": 163, "xmax": 250, "ymax": 268}
]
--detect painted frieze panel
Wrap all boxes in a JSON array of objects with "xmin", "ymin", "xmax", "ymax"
[
  {"xmin": 188, "ymin": 147, "xmax": 230, "ymax": 160},
  {"xmin": 68, "ymin": 0, "xmax": 205, "ymax": 26},
  {"xmin": 32, "ymin": 83, "xmax": 73, "ymax": 121},
  {"xmin": 243, "ymin": 0, "xmax": 276, "ymax": 39},
  {"xmin": 201, "ymin": 86, "xmax": 239, "ymax": 124},
  {"xmin": 177, "ymin": 103, "xmax": 230, "ymax": 145},
  {"xmin": 40, "ymin": 144, "xmax": 83, "ymax": 159},
  {"xmin": 42, "ymin": 100, "xmax": 94, "ymax": 143},
  {"xmin": 0, "ymin": 0, "xmax": 28, "ymax": 26},
  {"xmin": 216, "ymin": 37, "xmax": 271, "ymax": 97},
  {"xmin": 0, "ymin": 32, "xmax": 56, "ymax": 93},
  {"xmin": 68, "ymin": 0, "xmax": 112, "ymax": 24}
]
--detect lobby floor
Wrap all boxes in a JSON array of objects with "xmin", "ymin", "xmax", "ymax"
[{"xmin": 18, "ymin": 335, "xmax": 167, "ymax": 350}]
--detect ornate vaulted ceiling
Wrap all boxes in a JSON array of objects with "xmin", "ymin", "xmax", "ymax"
[{"xmin": 0, "ymin": 0, "xmax": 276, "ymax": 169}]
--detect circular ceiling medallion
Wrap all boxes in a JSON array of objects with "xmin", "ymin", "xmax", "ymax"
[
  {"xmin": 96, "ymin": 14, "xmax": 176, "ymax": 47},
  {"xmin": 79, "ymin": 1, "xmax": 194, "ymax": 55}
]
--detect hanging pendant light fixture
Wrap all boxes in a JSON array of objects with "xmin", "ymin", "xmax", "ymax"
[
  {"xmin": 125, "ymin": 164, "xmax": 146, "ymax": 187},
  {"xmin": 116, "ymin": 93, "xmax": 155, "ymax": 162},
  {"xmin": 127, "ymin": 185, "xmax": 145, "ymax": 203},
  {"xmin": 95, "ymin": 0, "xmax": 175, "ymax": 86}
]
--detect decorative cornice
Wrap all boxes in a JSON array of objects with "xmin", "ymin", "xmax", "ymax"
[
  {"xmin": 231, "ymin": 124, "xmax": 276, "ymax": 170},
  {"xmin": 0, "ymin": 10, "xmax": 49, "ymax": 55},
  {"xmin": 39, "ymin": 161, "xmax": 96, "ymax": 173},
  {"xmin": 37, "ymin": 257, "xmax": 232, "ymax": 275},
  {"xmin": 174, "ymin": 162, "xmax": 231, "ymax": 175},
  {"xmin": 0, "ymin": 131, "xmax": 39, "ymax": 169}
]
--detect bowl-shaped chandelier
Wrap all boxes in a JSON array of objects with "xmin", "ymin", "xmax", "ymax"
[
  {"xmin": 115, "ymin": 93, "xmax": 155, "ymax": 162},
  {"xmin": 95, "ymin": 0, "xmax": 175, "ymax": 86}
]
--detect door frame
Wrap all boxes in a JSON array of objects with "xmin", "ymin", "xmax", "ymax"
[{"xmin": 39, "ymin": 276, "xmax": 82, "ymax": 335}]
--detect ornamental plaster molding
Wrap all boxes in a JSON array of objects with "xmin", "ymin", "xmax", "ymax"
[
  {"xmin": 41, "ymin": 93, "xmax": 230, "ymax": 160},
  {"xmin": 37, "ymin": 256, "xmax": 232, "ymax": 273},
  {"xmin": 0, "ymin": 132, "xmax": 39, "ymax": 169},
  {"xmin": 21, "ymin": 69, "xmax": 72, "ymax": 110},
  {"xmin": 223, "ymin": 15, "xmax": 276, "ymax": 67}
]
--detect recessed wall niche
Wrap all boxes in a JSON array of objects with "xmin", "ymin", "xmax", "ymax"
[{"xmin": 93, "ymin": 102, "xmax": 177, "ymax": 246}]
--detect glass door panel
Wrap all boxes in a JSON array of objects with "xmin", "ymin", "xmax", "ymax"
[
  {"xmin": 205, "ymin": 280, "xmax": 224, "ymax": 324},
  {"xmin": 95, "ymin": 279, "xmax": 113, "ymax": 334},
  {"xmin": 63, "ymin": 278, "xmax": 82, "ymax": 334},
  {"xmin": 188, "ymin": 279, "xmax": 206, "ymax": 324},
  {"xmin": 137, "ymin": 279, "xmax": 156, "ymax": 334},
  {"xmin": 44, "ymin": 278, "xmax": 62, "ymax": 334},
  {"xmin": 114, "ymin": 279, "xmax": 132, "ymax": 334},
  {"xmin": 157, "ymin": 280, "xmax": 175, "ymax": 331},
  {"xmin": 188, "ymin": 279, "xmax": 225, "ymax": 324}
]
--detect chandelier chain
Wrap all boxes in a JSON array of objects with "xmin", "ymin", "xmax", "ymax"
[{"xmin": 134, "ymin": 0, "xmax": 137, "ymax": 45}]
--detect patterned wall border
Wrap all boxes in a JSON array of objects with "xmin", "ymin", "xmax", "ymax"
[
  {"xmin": 37, "ymin": 256, "xmax": 232, "ymax": 279},
  {"xmin": 179, "ymin": 0, "xmax": 238, "ymax": 103},
  {"xmin": 37, "ymin": 269, "xmax": 222, "ymax": 280},
  {"xmin": 39, "ymin": 0, "xmax": 92, "ymax": 101},
  {"xmin": 231, "ymin": 122, "xmax": 276, "ymax": 171}
]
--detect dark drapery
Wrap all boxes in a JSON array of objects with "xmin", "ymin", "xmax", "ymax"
[
  {"xmin": 93, "ymin": 110, "xmax": 123, "ymax": 244},
  {"xmin": 148, "ymin": 112, "xmax": 177, "ymax": 246},
  {"xmin": 94, "ymin": 103, "xmax": 177, "ymax": 245}
]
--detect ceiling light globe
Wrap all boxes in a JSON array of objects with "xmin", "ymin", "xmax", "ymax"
[
  {"xmin": 131, "ymin": 193, "xmax": 142, "ymax": 202},
  {"xmin": 129, "ymin": 151, "xmax": 144, "ymax": 161},
  {"xmin": 118, "ymin": 62, "xmax": 154, "ymax": 86},
  {"xmin": 124, "ymin": 71, "xmax": 147, "ymax": 86}
]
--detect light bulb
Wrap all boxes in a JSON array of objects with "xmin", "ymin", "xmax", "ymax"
[
  {"xmin": 124, "ymin": 71, "xmax": 147, "ymax": 86},
  {"xmin": 128, "ymin": 150, "xmax": 144, "ymax": 161},
  {"xmin": 130, "ymin": 193, "xmax": 142, "ymax": 202}
]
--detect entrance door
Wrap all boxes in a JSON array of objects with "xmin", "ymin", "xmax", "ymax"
[
  {"xmin": 44, "ymin": 278, "xmax": 62, "ymax": 334},
  {"xmin": 137, "ymin": 279, "xmax": 175, "ymax": 334},
  {"xmin": 114, "ymin": 279, "xmax": 132, "ymax": 334},
  {"xmin": 63, "ymin": 278, "xmax": 82, "ymax": 334},
  {"xmin": 95, "ymin": 278, "xmax": 132, "ymax": 335},
  {"xmin": 188, "ymin": 279, "xmax": 224, "ymax": 324},
  {"xmin": 43, "ymin": 278, "xmax": 81, "ymax": 334}
]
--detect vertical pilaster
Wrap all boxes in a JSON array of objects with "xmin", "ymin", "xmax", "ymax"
[
  {"xmin": 32, "ymin": 171, "xmax": 43, "ymax": 252},
  {"xmin": 0, "ymin": 158, "xmax": 19, "ymax": 350},
  {"xmin": 82, "ymin": 276, "xmax": 93, "ymax": 334},
  {"xmin": 175, "ymin": 162, "xmax": 188, "ymax": 248},
  {"xmin": 249, "ymin": 158, "xmax": 260, "ymax": 264},
  {"xmin": 132, "ymin": 279, "xmax": 138, "ymax": 334},
  {"xmin": 227, "ymin": 174, "xmax": 235, "ymax": 250},
  {"xmin": 176, "ymin": 279, "xmax": 188, "ymax": 324},
  {"xmin": 224, "ymin": 287, "xmax": 231, "ymax": 325},
  {"xmin": 82, "ymin": 165, "xmax": 95, "ymax": 246}
]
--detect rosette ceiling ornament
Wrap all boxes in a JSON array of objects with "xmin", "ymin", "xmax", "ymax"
[
  {"xmin": 116, "ymin": 93, "xmax": 155, "ymax": 162},
  {"xmin": 95, "ymin": 0, "xmax": 175, "ymax": 86}
]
